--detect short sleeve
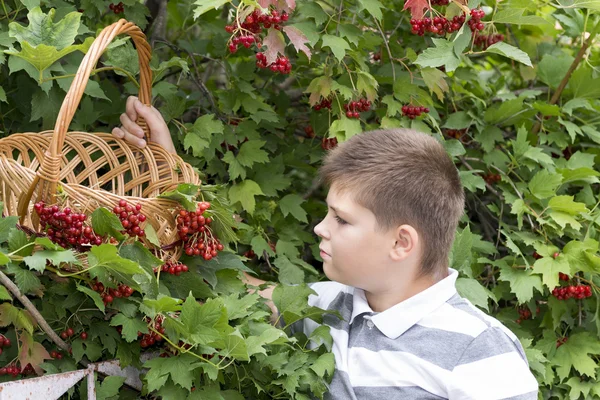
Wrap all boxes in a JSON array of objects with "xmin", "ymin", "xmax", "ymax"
[{"xmin": 447, "ymin": 327, "xmax": 538, "ymax": 400}]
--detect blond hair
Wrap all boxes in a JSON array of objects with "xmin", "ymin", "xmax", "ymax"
[{"xmin": 319, "ymin": 128, "xmax": 465, "ymax": 278}]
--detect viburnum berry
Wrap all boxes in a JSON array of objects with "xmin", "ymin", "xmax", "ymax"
[
  {"xmin": 556, "ymin": 336, "xmax": 568, "ymax": 348},
  {"xmin": 474, "ymin": 33, "xmax": 505, "ymax": 49},
  {"xmin": 34, "ymin": 201, "xmax": 103, "ymax": 251},
  {"xmin": 559, "ymin": 272, "xmax": 570, "ymax": 281},
  {"xmin": 109, "ymin": 2, "xmax": 124, "ymax": 14},
  {"xmin": 553, "ymin": 251, "xmax": 560, "ymax": 259},
  {"xmin": 483, "ymin": 173, "xmax": 501, "ymax": 185},
  {"xmin": 343, "ymin": 98, "xmax": 372, "ymax": 119},
  {"xmin": 113, "ymin": 200, "xmax": 146, "ymax": 238},
  {"xmin": 154, "ymin": 260, "xmax": 189, "ymax": 276},
  {"xmin": 321, "ymin": 137, "xmax": 338, "ymax": 150},
  {"xmin": 313, "ymin": 97, "xmax": 332, "ymax": 111},
  {"xmin": 515, "ymin": 307, "xmax": 532, "ymax": 324},
  {"xmin": 177, "ymin": 202, "xmax": 224, "ymax": 260},
  {"xmin": 80, "ymin": 331, "xmax": 88, "ymax": 340},
  {"xmin": 551, "ymin": 284, "xmax": 593, "ymax": 300},
  {"xmin": 533, "ymin": 251, "xmax": 543, "ymax": 260},
  {"xmin": 139, "ymin": 316, "xmax": 166, "ymax": 348},
  {"xmin": 243, "ymin": 249, "xmax": 256, "ymax": 258},
  {"xmin": 255, "ymin": 53, "xmax": 292, "ymax": 74},
  {"xmin": 304, "ymin": 126, "xmax": 315, "ymax": 138},
  {"xmin": 468, "ymin": 9, "xmax": 486, "ymax": 32},
  {"xmin": 402, "ymin": 105, "xmax": 429, "ymax": 119},
  {"xmin": 410, "ymin": 14, "xmax": 465, "ymax": 36}
]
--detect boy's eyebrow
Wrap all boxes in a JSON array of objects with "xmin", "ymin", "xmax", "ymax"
[{"xmin": 327, "ymin": 203, "xmax": 349, "ymax": 216}]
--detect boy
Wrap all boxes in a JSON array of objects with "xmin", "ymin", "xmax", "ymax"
[{"xmin": 114, "ymin": 97, "xmax": 539, "ymax": 399}]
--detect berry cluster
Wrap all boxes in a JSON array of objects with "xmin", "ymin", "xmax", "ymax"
[
  {"xmin": 243, "ymin": 249, "xmax": 256, "ymax": 258},
  {"xmin": 533, "ymin": 251, "xmax": 543, "ymax": 260},
  {"xmin": 113, "ymin": 200, "xmax": 146, "ymax": 238},
  {"xmin": 109, "ymin": 2, "xmax": 124, "ymax": 14},
  {"xmin": 551, "ymin": 285, "xmax": 592, "ymax": 300},
  {"xmin": 559, "ymin": 272, "xmax": 570, "ymax": 282},
  {"xmin": 255, "ymin": 53, "xmax": 292, "ymax": 74},
  {"xmin": 0, "ymin": 335, "xmax": 11, "ymax": 356},
  {"xmin": 515, "ymin": 308, "xmax": 532, "ymax": 324},
  {"xmin": 0, "ymin": 364, "xmax": 33, "ymax": 377},
  {"xmin": 474, "ymin": 33, "xmax": 505, "ymax": 49},
  {"xmin": 34, "ymin": 202, "xmax": 103, "ymax": 250},
  {"xmin": 483, "ymin": 173, "xmax": 501, "ymax": 185},
  {"xmin": 224, "ymin": 9, "xmax": 291, "ymax": 66},
  {"xmin": 91, "ymin": 281, "xmax": 133, "ymax": 305},
  {"xmin": 140, "ymin": 316, "xmax": 165, "ymax": 348},
  {"xmin": 313, "ymin": 98, "xmax": 332, "ymax": 111},
  {"xmin": 177, "ymin": 202, "xmax": 224, "ymax": 260},
  {"xmin": 225, "ymin": 9, "xmax": 289, "ymax": 35},
  {"xmin": 228, "ymin": 36, "xmax": 256, "ymax": 53},
  {"xmin": 321, "ymin": 137, "xmax": 338, "ymax": 150},
  {"xmin": 444, "ymin": 128, "xmax": 467, "ymax": 140},
  {"xmin": 304, "ymin": 126, "xmax": 316, "ymax": 138},
  {"xmin": 154, "ymin": 260, "xmax": 189, "ymax": 276},
  {"xmin": 556, "ymin": 337, "xmax": 568, "ymax": 348},
  {"xmin": 60, "ymin": 327, "xmax": 75, "ymax": 340},
  {"xmin": 402, "ymin": 105, "xmax": 429, "ymax": 119},
  {"xmin": 410, "ymin": 15, "xmax": 465, "ymax": 36},
  {"xmin": 468, "ymin": 9, "xmax": 486, "ymax": 32},
  {"xmin": 344, "ymin": 99, "xmax": 372, "ymax": 119},
  {"xmin": 50, "ymin": 350, "xmax": 64, "ymax": 359}
]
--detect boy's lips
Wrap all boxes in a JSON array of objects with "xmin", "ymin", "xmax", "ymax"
[{"xmin": 319, "ymin": 247, "xmax": 331, "ymax": 258}]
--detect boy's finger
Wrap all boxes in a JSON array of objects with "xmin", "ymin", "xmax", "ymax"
[
  {"xmin": 134, "ymin": 99, "xmax": 165, "ymax": 131},
  {"xmin": 119, "ymin": 113, "xmax": 145, "ymax": 138},
  {"xmin": 125, "ymin": 96, "xmax": 139, "ymax": 122},
  {"xmin": 112, "ymin": 127, "xmax": 146, "ymax": 149}
]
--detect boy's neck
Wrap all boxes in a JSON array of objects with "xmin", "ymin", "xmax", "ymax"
[{"xmin": 363, "ymin": 270, "xmax": 446, "ymax": 313}]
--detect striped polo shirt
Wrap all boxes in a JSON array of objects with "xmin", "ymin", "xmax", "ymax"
[{"xmin": 296, "ymin": 268, "xmax": 539, "ymax": 399}]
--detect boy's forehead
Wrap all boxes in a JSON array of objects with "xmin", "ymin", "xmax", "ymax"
[{"xmin": 326, "ymin": 186, "xmax": 359, "ymax": 210}]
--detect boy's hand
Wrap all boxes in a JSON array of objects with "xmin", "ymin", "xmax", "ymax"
[{"xmin": 112, "ymin": 96, "xmax": 177, "ymax": 154}]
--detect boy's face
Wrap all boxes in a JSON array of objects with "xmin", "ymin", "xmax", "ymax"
[{"xmin": 314, "ymin": 185, "xmax": 400, "ymax": 292}]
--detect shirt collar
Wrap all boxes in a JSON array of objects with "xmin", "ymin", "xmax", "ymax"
[{"xmin": 349, "ymin": 268, "xmax": 458, "ymax": 339}]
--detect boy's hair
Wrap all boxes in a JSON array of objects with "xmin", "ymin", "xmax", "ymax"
[{"xmin": 319, "ymin": 128, "xmax": 465, "ymax": 278}]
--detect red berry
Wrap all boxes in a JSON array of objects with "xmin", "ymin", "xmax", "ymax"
[{"xmin": 80, "ymin": 332, "xmax": 88, "ymax": 340}]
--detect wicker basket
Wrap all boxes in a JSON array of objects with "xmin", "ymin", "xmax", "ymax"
[{"xmin": 0, "ymin": 19, "xmax": 200, "ymax": 257}]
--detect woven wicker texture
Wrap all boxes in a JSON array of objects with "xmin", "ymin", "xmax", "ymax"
[{"xmin": 0, "ymin": 19, "xmax": 201, "ymax": 255}]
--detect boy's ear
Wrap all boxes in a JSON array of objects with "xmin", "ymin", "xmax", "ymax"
[{"xmin": 390, "ymin": 224, "xmax": 419, "ymax": 261}]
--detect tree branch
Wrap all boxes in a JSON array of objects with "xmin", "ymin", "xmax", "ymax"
[
  {"xmin": 532, "ymin": 30, "xmax": 597, "ymax": 136},
  {"xmin": 0, "ymin": 269, "xmax": 70, "ymax": 352}
]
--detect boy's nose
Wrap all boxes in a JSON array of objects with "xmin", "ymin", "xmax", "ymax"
[{"xmin": 314, "ymin": 219, "xmax": 329, "ymax": 239}]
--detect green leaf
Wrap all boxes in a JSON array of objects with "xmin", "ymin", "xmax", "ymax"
[
  {"xmin": 459, "ymin": 170, "xmax": 486, "ymax": 193},
  {"xmin": 485, "ymin": 42, "xmax": 532, "ymax": 67},
  {"xmin": 109, "ymin": 313, "xmax": 147, "ymax": 342},
  {"xmin": 492, "ymin": 9, "xmax": 550, "ymax": 25},
  {"xmin": 192, "ymin": 0, "xmax": 230, "ymax": 18},
  {"xmin": 443, "ymin": 111, "xmax": 471, "ymax": 130},
  {"xmin": 144, "ymin": 224, "xmax": 161, "ymax": 248},
  {"xmin": 329, "ymin": 117, "xmax": 362, "ymax": 141},
  {"xmin": 221, "ymin": 293, "xmax": 260, "ymax": 320},
  {"xmin": 528, "ymin": 170, "xmax": 562, "ymax": 199},
  {"xmin": 6, "ymin": 264, "xmax": 42, "ymax": 295},
  {"xmin": 0, "ymin": 303, "xmax": 34, "ymax": 333},
  {"xmin": 548, "ymin": 195, "xmax": 587, "ymax": 215},
  {"xmin": 236, "ymin": 140, "xmax": 269, "ymax": 167},
  {"xmin": 414, "ymin": 38, "xmax": 460, "ymax": 72},
  {"xmin": 158, "ymin": 183, "xmax": 200, "ymax": 211},
  {"xmin": 142, "ymin": 295, "xmax": 183, "ymax": 317},
  {"xmin": 532, "ymin": 256, "xmax": 570, "ymax": 290},
  {"xmin": 22, "ymin": 249, "xmax": 78, "ymax": 273},
  {"xmin": 96, "ymin": 376, "xmax": 126, "ymax": 400},
  {"xmin": 449, "ymin": 225, "xmax": 474, "ymax": 277},
  {"xmin": 358, "ymin": 0, "xmax": 384, "ymax": 20},
  {"xmin": 274, "ymin": 256, "xmax": 305, "ymax": 285},
  {"xmin": 553, "ymin": 332, "xmax": 600, "ymax": 381},
  {"xmin": 9, "ymin": 8, "xmax": 81, "ymax": 50},
  {"xmin": 0, "ymin": 216, "xmax": 18, "ymax": 243},
  {"xmin": 279, "ymin": 194, "xmax": 308, "ymax": 223},
  {"xmin": 229, "ymin": 180, "xmax": 264, "ymax": 214},
  {"xmin": 456, "ymin": 277, "xmax": 496, "ymax": 311},
  {"xmin": 310, "ymin": 352, "xmax": 335, "ymax": 378},
  {"xmin": 6, "ymin": 40, "xmax": 92, "ymax": 74},
  {"xmin": 180, "ymin": 295, "xmax": 228, "ymax": 345},
  {"xmin": 91, "ymin": 208, "xmax": 125, "ymax": 241},
  {"xmin": 498, "ymin": 265, "xmax": 543, "ymax": 303},
  {"xmin": 220, "ymin": 332, "xmax": 249, "ymax": 361},
  {"xmin": 0, "ymin": 286, "xmax": 12, "ymax": 301},
  {"xmin": 0, "ymin": 87, "xmax": 6, "ymax": 103},
  {"xmin": 184, "ymin": 115, "xmax": 224, "ymax": 157},
  {"xmin": 88, "ymin": 245, "xmax": 147, "ymax": 276},
  {"xmin": 76, "ymin": 285, "xmax": 105, "ymax": 313},
  {"xmin": 321, "ymin": 35, "xmax": 350, "ymax": 62},
  {"xmin": 538, "ymin": 53, "xmax": 574, "ymax": 89},
  {"xmin": 144, "ymin": 353, "xmax": 202, "ymax": 391},
  {"xmin": 272, "ymin": 284, "xmax": 314, "ymax": 325},
  {"xmin": 119, "ymin": 242, "xmax": 163, "ymax": 274}
]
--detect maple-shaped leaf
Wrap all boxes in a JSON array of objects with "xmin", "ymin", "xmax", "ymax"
[
  {"xmin": 258, "ymin": 0, "xmax": 296, "ymax": 11},
  {"xmin": 283, "ymin": 26, "xmax": 311, "ymax": 60},
  {"xmin": 263, "ymin": 28, "xmax": 286, "ymax": 65},
  {"xmin": 18, "ymin": 332, "xmax": 51, "ymax": 375},
  {"xmin": 553, "ymin": 332, "xmax": 600, "ymax": 381},
  {"xmin": 402, "ymin": 0, "xmax": 431, "ymax": 20}
]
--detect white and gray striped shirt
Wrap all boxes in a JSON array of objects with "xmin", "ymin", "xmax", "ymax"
[{"xmin": 296, "ymin": 268, "xmax": 539, "ymax": 400}]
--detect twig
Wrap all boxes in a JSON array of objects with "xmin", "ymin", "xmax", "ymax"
[
  {"xmin": 0, "ymin": 269, "xmax": 70, "ymax": 352},
  {"xmin": 531, "ymin": 29, "xmax": 597, "ymax": 136},
  {"xmin": 458, "ymin": 157, "xmax": 502, "ymax": 198},
  {"xmin": 374, "ymin": 18, "xmax": 395, "ymax": 82}
]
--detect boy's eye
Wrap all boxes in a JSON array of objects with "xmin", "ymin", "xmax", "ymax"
[{"xmin": 335, "ymin": 216, "xmax": 348, "ymax": 225}]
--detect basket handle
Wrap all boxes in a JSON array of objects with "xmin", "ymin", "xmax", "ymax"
[{"xmin": 18, "ymin": 19, "xmax": 153, "ymax": 219}]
